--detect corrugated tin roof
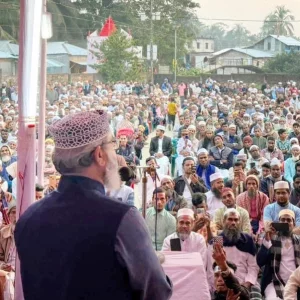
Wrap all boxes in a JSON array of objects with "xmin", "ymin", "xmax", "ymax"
[
  {"xmin": 212, "ymin": 47, "xmax": 274, "ymax": 58},
  {"xmin": 0, "ymin": 41, "xmax": 19, "ymax": 56},
  {"xmin": 47, "ymin": 58, "xmax": 65, "ymax": 68},
  {"xmin": 270, "ymin": 35, "xmax": 300, "ymax": 46},
  {"xmin": 0, "ymin": 50, "xmax": 15, "ymax": 59},
  {"xmin": 47, "ymin": 42, "xmax": 87, "ymax": 56}
]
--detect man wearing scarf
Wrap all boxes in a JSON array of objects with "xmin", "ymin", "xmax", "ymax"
[
  {"xmin": 196, "ymin": 148, "xmax": 219, "ymax": 190},
  {"xmin": 236, "ymin": 175, "xmax": 269, "ymax": 235},
  {"xmin": 207, "ymin": 208, "xmax": 259, "ymax": 292},
  {"xmin": 258, "ymin": 209, "xmax": 300, "ymax": 299}
]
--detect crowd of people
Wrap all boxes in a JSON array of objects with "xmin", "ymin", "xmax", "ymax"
[{"xmin": 2, "ymin": 77, "xmax": 300, "ymax": 298}]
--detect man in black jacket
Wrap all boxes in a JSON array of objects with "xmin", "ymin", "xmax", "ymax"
[
  {"xmin": 174, "ymin": 157, "xmax": 208, "ymax": 208},
  {"xmin": 150, "ymin": 125, "xmax": 172, "ymax": 175}
]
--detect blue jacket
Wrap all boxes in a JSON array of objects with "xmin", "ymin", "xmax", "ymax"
[{"xmin": 196, "ymin": 164, "xmax": 217, "ymax": 189}]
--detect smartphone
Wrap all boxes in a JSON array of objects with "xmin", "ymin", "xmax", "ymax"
[
  {"xmin": 212, "ymin": 236, "xmax": 223, "ymax": 248},
  {"xmin": 250, "ymin": 162, "xmax": 256, "ymax": 169},
  {"xmin": 191, "ymin": 166, "xmax": 197, "ymax": 174},
  {"xmin": 271, "ymin": 222, "xmax": 289, "ymax": 232},
  {"xmin": 170, "ymin": 238, "xmax": 181, "ymax": 251}
]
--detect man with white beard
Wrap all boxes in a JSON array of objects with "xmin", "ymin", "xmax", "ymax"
[
  {"xmin": 15, "ymin": 111, "xmax": 172, "ymax": 300},
  {"xmin": 162, "ymin": 208, "xmax": 207, "ymax": 267}
]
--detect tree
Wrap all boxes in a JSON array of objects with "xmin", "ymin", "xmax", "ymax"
[
  {"xmin": 93, "ymin": 30, "xmax": 143, "ymax": 81},
  {"xmin": 262, "ymin": 5, "xmax": 295, "ymax": 36},
  {"xmin": 263, "ymin": 52, "xmax": 300, "ymax": 74},
  {"xmin": 225, "ymin": 24, "xmax": 255, "ymax": 48}
]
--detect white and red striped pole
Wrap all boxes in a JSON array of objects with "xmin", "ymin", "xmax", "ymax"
[{"xmin": 15, "ymin": 0, "xmax": 43, "ymax": 298}]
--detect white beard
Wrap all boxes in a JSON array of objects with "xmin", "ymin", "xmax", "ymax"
[
  {"xmin": 1, "ymin": 155, "xmax": 10, "ymax": 163},
  {"xmin": 292, "ymin": 156, "xmax": 300, "ymax": 162},
  {"xmin": 104, "ymin": 158, "xmax": 121, "ymax": 191}
]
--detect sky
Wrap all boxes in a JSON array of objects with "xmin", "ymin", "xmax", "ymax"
[{"xmin": 195, "ymin": 0, "xmax": 300, "ymax": 36}]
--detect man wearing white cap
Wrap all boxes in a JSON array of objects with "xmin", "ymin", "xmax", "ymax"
[
  {"xmin": 246, "ymin": 145, "xmax": 268, "ymax": 177},
  {"xmin": 150, "ymin": 125, "xmax": 172, "ymax": 176},
  {"xmin": 205, "ymin": 173, "xmax": 225, "ymax": 218},
  {"xmin": 258, "ymin": 209, "xmax": 300, "ymax": 299},
  {"xmin": 223, "ymin": 124, "xmax": 243, "ymax": 156},
  {"xmin": 264, "ymin": 181, "xmax": 300, "ymax": 226},
  {"xmin": 16, "ymin": 111, "xmax": 172, "ymax": 299},
  {"xmin": 260, "ymin": 158, "xmax": 291, "ymax": 202},
  {"xmin": 196, "ymin": 148, "xmax": 219, "ymax": 189},
  {"xmin": 162, "ymin": 208, "xmax": 207, "ymax": 266}
]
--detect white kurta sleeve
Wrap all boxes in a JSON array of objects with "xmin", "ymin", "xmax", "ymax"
[
  {"xmin": 284, "ymin": 266, "xmax": 300, "ymax": 300},
  {"xmin": 161, "ymin": 235, "xmax": 171, "ymax": 251},
  {"xmin": 244, "ymin": 252, "xmax": 260, "ymax": 285}
]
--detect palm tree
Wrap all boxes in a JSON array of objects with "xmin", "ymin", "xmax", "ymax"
[{"xmin": 262, "ymin": 6, "xmax": 295, "ymax": 36}]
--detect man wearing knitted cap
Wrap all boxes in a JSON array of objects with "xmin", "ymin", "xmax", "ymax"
[
  {"xmin": 264, "ymin": 181, "xmax": 300, "ymax": 227},
  {"xmin": 162, "ymin": 208, "xmax": 207, "ymax": 267},
  {"xmin": 15, "ymin": 111, "xmax": 172, "ymax": 300},
  {"xmin": 258, "ymin": 209, "xmax": 300, "ymax": 299},
  {"xmin": 236, "ymin": 175, "xmax": 269, "ymax": 235}
]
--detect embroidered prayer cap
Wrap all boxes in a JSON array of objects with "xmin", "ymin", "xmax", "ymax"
[
  {"xmin": 177, "ymin": 208, "xmax": 195, "ymax": 220},
  {"xmin": 197, "ymin": 148, "xmax": 208, "ymax": 156},
  {"xmin": 236, "ymin": 154, "xmax": 247, "ymax": 161},
  {"xmin": 156, "ymin": 125, "xmax": 166, "ymax": 132},
  {"xmin": 290, "ymin": 138, "xmax": 299, "ymax": 145},
  {"xmin": 274, "ymin": 181, "xmax": 289, "ymax": 190},
  {"xmin": 210, "ymin": 173, "xmax": 223, "ymax": 183},
  {"xmin": 198, "ymin": 121, "xmax": 206, "ymax": 126},
  {"xmin": 279, "ymin": 209, "xmax": 295, "ymax": 220},
  {"xmin": 270, "ymin": 158, "xmax": 281, "ymax": 167},
  {"xmin": 249, "ymin": 145, "xmax": 259, "ymax": 151},
  {"xmin": 160, "ymin": 175, "xmax": 173, "ymax": 183},
  {"xmin": 228, "ymin": 124, "xmax": 236, "ymax": 129},
  {"xmin": 188, "ymin": 125, "xmax": 196, "ymax": 130},
  {"xmin": 48, "ymin": 110, "xmax": 110, "ymax": 149},
  {"xmin": 291, "ymin": 144, "xmax": 300, "ymax": 151}
]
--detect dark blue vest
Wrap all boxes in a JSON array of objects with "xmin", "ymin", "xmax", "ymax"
[{"xmin": 15, "ymin": 176, "xmax": 134, "ymax": 300}]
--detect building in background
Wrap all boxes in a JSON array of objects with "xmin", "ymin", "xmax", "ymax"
[
  {"xmin": 248, "ymin": 35, "xmax": 300, "ymax": 54},
  {"xmin": 208, "ymin": 48, "xmax": 274, "ymax": 74},
  {"xmin": 186, "ymin": 37, "xmax": 214, "ymax": 69}
]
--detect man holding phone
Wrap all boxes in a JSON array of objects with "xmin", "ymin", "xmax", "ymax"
[
  {"xmin": 161, "ymin": 208, "xmax": 207, "ymax": 267},
  {"xmin": 257, "ymin": 209, "xmax": 300, "ymax": 299}
]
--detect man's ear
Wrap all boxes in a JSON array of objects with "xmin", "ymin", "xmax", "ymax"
[{"xmin": 93, "ymin": 146, "xmax": 106, "ymax": 167}]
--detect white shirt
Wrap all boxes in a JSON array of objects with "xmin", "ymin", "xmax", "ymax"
[
  {"xmin": 162, "ymin": 231, "xmax": 207, "ymax": 268},
  {"xmin": 158, "ymin": 137, "xmax": 163, "ymax": 154},
  {"xmin": 183, "ymin": 177, "xmax": 192, "ymax": 206},
  {"xmin": 205, "ymin": 190, "xmax": 225, "ymax": 218},
  {"xmin": 207, "ymin": 244, "xmax": 259, "ymax": 291}
]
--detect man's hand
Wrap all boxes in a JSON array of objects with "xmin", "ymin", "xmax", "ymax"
[
  {"xmin": 2, "ymin": 264, "xmax": 12, "ymax": 272},
  {"xmin": 226, "ymin": 289, "xmax": 241, "ymax": 300},
  {"xmin": 265, "ymin": 225, "xmax": 276, "ymax": 241},
  {"xmin": 190, "ymin": 173, "xmax": 199, "ymax": 184},
  {"xmin": 212, "ymin": 244, "xmax": 227, "ymax": 270},
  {"xmin": 241, "ymin": 281, "xmax": 252, "ymax": 289}
]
